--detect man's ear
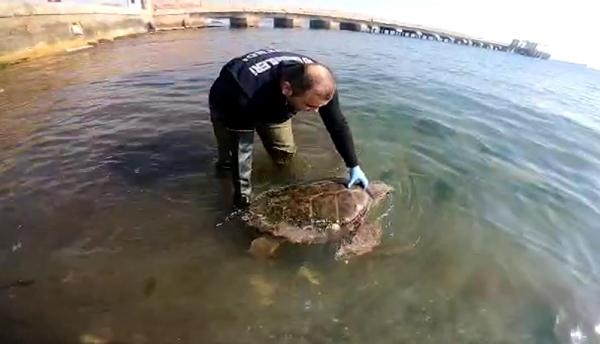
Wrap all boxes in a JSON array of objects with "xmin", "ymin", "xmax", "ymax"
[{"xmin": 281, "ymin": 81, "xmax": 293, "ymax": 97}]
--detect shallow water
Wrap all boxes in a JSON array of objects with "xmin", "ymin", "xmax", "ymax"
[{"xmin": 1, "ymin": 28, "xmax": 600, "ymax": 343}]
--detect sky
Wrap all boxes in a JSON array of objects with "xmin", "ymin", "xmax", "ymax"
[{"xmin": 222, "ymin": 0, "xmax": 599, "ymax": 68}]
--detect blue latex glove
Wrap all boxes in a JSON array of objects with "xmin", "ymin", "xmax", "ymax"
[{"xmin": 347, "ymin": 165, "xmax": 369, "ymax": 189}]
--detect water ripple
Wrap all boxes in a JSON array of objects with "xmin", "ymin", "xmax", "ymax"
[{"xmin": 1, "ymin": 28, "xmax": 600, "ymax": 343}]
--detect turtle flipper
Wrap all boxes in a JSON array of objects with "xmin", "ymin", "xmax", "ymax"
[
  {"xmin": 249, "ymin": 236, "xmax": 282, "ymax": 259},
  {"xmin": 335, "ymin": 223, "xmax": 383, "ymax": 260}
]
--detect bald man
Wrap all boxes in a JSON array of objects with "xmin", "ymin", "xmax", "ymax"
[{"xmin": 209, "ymin": 49, "xmax": 369, "ymax": 208}]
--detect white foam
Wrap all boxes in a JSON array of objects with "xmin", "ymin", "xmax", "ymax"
[
  {"xmin": 570, "ymin": 327, "xmax": 586, "ymax": 343},
  {"xmin": 595, "ymin": 323, "xmax": 600, "ymax": 335}
]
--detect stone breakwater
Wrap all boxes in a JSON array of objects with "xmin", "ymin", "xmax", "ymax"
[{"xmin": 0, "ymin": 2, "xmax": 156, "ymax": 66}]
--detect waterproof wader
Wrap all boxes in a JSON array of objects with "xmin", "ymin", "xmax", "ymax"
[{"xmin": 211, "ymin": 110, "xmax": 296, "ymax": 208}]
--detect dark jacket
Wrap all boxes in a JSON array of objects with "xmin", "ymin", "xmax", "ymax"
[{"xmin": 209, "ymin": 49, "xmax": 358, "ymax": 167}]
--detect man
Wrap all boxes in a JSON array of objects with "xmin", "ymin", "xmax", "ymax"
[{"xmin": 209, "ymin": 48, "xmax": 369, "ymax": 208}]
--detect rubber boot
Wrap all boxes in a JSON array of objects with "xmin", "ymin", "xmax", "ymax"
[
  {"xmin": 216, "ymin": 148, "xmax": 232, "ymax": 171},
  {"xmin": 229, "ymin": 130, "xmax": 254, "ymax": 209},
  {"xmin": 215, "ymin": 142, "xmax": 232, "ymax": 179},
  {"xmin": 210, "ymin": 113, "xmax": 233, "ymax": 172}
]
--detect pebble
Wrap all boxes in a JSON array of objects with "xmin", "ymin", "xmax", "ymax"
[
  {"xmin": 298, "ymin": 266, "xmax": 320, "ymax": 285},
  {"xmin": 11, "ymin": 241, "xmax": 22, "ymax": 252}
]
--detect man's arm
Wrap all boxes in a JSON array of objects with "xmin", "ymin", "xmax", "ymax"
[{"xmin": 319, "ymin": 91, "xmax": 359, "ymax": 168}]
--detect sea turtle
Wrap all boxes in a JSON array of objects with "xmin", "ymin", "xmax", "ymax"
[{"xmin": 243, "ymin": 178, "xmax": 393, "ymax": 260}]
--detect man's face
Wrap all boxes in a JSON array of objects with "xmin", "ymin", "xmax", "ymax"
[
  {"xmin": 287, "ymin": 90, "xmax": 330, "ymax": 112},
  {"xmin": 281, "ymin": 81, "xmax": 331, "ymax": 113}
]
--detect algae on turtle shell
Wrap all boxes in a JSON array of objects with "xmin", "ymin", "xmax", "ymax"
[{"xmin": 243, "ymin": 178, "xmax": 393, "ymax": 260}]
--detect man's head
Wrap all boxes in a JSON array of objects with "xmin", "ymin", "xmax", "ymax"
[{"xmin": 280, "ymin": 63, "xmax": 336, "ymax": 112}]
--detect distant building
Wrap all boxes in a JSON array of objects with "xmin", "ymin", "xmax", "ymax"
[{"xmin": 507, "ymin": 39, "xmax": 550, "ymax": 59}]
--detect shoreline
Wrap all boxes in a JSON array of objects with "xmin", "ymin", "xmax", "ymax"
[
  {"xmin": 1, "ymin": 1, "xmax": 154, "ymax": 67},
  {"xmin": 0, "ymin": 19, "xmax": 214, "ymax": 68},
  {"xmin": 0, "ymin": 3, "xmax": 550, "ymax": 68}
]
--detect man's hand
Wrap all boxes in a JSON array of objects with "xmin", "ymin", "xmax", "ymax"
[{"xmin": 347, "ymin": 165, "xmax": 369, "ymax": 189}]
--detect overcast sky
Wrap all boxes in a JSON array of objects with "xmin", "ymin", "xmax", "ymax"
[{"xmin": 220, "ymin": 0, "xmax": 598, "ymax": 68}]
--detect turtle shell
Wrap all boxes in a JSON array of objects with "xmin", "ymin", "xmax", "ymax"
[{"xmin": 245, "ymin": 178, "xmax": 373, "ymax": 244}]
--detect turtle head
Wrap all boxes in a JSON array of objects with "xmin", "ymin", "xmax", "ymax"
[{"xmin": 366, "ymin": 181, "xmax": 393, "ymax": 203}]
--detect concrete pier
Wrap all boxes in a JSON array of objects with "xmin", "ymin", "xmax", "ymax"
[
  {"xmin": 229, "ymin": 17, "xmax": 247, "ymax": 28},
  {"xmin": 379, "ymin": 26, "xmax": 397, "ymax": 35},
  {"xmin": 274, "ymin": 17, "xmax": 294, "ymax": 28},
  {"xmin": 401, "ymin": 29, "xmax": 420, "ymax": 38},
  {"xmin": 421, "ymin": 32, "xmax": 440, "ymax": 41},
  {"xmin": 440, "ymin": 36, "xmax": 454, "ymax": 43},
  {"xmin": 230, "ymin": 16, "xmax": 260, "ymax": 28},
  {"xmin": 309, "ymin": 19, "xmax": 330, "ymax": 30},
  {"xmin": 340, "ymin": 22, "xmax": 361, "ymax": 32}
]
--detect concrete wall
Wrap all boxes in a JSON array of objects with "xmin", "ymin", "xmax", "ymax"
[
  {"xmin": 153, "ymin": 0, "xmax": 202, "ymax": 10},
  {"xmin": 0, "ymin": 0, "xmax": 151, "ymax": 65},
  {"xmin": 150, "ymin": 0, "xmax": 211, "ymax": 29}
]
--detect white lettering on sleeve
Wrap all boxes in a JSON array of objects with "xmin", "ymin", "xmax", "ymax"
[
  {"xmin": 247, "ymin": 55, "xmax": 313, "ymax": 76},
  {"xmin": 242, "ymin": 48, "xmax": 279, "ymax": 62},
  {"xmin": 249, "ymin": 61, "xmax": 271, "ymax": 75}
]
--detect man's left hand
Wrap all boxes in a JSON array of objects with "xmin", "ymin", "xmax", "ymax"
[{"xmin": 347, "ymin": 165, "xmax": 369, "ymax": 189}]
